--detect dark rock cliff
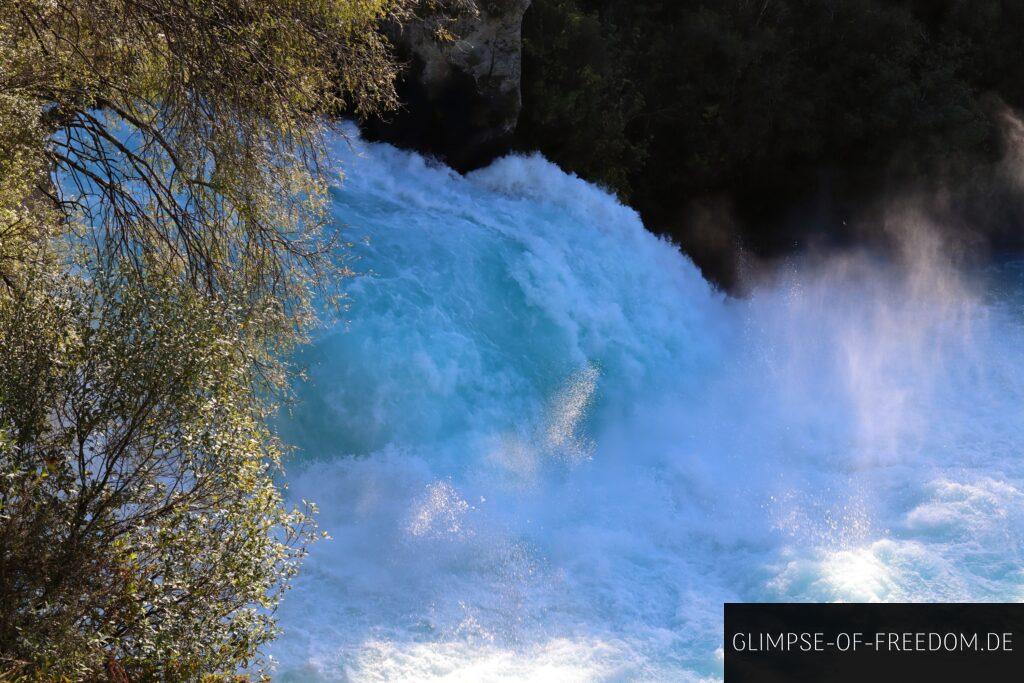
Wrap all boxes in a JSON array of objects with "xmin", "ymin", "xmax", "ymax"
[{"xmin": 362, "ymin": 0, "xmax": 530, "ymax": 171}]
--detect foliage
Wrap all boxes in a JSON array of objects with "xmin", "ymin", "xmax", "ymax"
[
  {"xmin": 0, "ymin": 255, "xmax": 313, "ymax": 677},
  {"xmin": 517, "ymin": 0, "xmax": 644, "ymax": 196},
  {"xmin": 0, "ymin": 0, "xmax": 420, "ymax": 677},
  {"xmin": 518, "ymin": 0, "xmax": 1019, "ymax": 283},
  {"xmin": 2, "ymin": 0, "xmax": 414, "ymax": 307}
]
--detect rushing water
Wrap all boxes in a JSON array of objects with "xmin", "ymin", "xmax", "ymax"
[{"xmin": 270, "ymin": 128, "xmax": 1024, "ymax": 681}]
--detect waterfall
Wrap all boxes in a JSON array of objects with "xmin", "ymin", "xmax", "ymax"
[{"xmin": 270, "ymin": 127, "xmax": 1024, "ymax": 681}]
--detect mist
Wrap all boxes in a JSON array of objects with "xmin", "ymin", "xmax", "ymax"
[{"xmin": 269, "ymin": 127, "xmax": 1024, "ymax": 680}]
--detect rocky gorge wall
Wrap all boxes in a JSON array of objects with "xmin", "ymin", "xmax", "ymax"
[{"xmin": 361, "ymin": 0, "xmax": 530, "ymax": 171}]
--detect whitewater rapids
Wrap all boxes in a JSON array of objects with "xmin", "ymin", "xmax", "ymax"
[{"xmin": 270, "ymin": 128, "xmax": 1024, "ymax": 681}]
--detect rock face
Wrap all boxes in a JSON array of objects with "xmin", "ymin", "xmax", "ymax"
[{"xmin": 362, "ymin": 0, "xmax": 530, "ymax": 171}]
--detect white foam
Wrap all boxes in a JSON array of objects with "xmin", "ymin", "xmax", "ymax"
[{"xmin": 270, "ymin": 127, "xmax": 1024, "ymax": 680}]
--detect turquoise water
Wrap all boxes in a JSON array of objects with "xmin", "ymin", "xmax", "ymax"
[{"xmin": 271, "ymin": 128, "xmax": 1024, "ymax": 680}]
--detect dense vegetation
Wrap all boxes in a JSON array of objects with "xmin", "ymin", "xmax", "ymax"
[
  {"xmin": 0, "ymin": 0, "xmax": 417, "ymax": 677},
  {"xmin": 518, "ymin": 0, "xmax": 1024, "ymax": 285}
]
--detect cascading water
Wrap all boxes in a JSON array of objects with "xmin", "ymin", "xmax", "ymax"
[{"xmin": 270, "ymin": 127, "xmax": 1024, "ymax": 681}]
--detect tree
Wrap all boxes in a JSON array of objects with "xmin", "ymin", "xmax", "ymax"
[
  {"xmin": 517, "ymin": 0, "xmax": 1008, "ymax": 287},
  {"xmin": 518, "ymin": 0, "xmax": 644, "ymax": 196},
  {"xmin": 0, "ymin": 254, "xmax": 314, "ymax": 677},
  {"xmin": 0, "ymin": 0, "xmax": 422, "ymax": 676}
]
